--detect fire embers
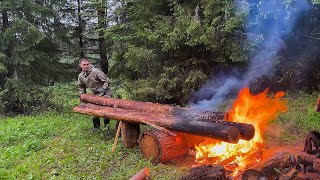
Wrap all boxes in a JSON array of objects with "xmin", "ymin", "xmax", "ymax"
[{"xmin": 303, "ymin": 130, "xmax": 320, "ymax": 154}]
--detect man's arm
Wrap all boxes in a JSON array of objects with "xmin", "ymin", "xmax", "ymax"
[
  {"xmin": 77, "ymin": 75, "xmax": 86, "ymax": 95},
  {"xmin": 96, "ymin": 70, "xmax": 110, "ymax": 90}
]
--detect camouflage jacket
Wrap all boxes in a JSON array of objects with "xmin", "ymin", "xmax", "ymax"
[{"xmin": 77, "ymin": 66, "xmax": 111, "ymax": 96}]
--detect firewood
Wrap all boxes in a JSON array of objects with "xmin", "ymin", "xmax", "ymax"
[
  {"xmin": 180, "ymin": 164, "xmax": 227, "ymax": 180},
  {"xmin": 303, "ymin": 130, "xmax": 320, "ymax": 154},
  {"xmin": 241, "ymin": 152, "xmax": 296, "ymax": 180}
]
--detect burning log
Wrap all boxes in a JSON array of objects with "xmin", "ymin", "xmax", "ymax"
[
  {"xmin": 129, "ymin": 167, "xmax": 150, "ymax": 180},
  {"xmin": 138, "ymin": 129, "xmax": 191, "ymax": 164},
  {"xmin": 74, "ymin": 103, "xmax": 240, "ymax": 143},
  {"xmin": 80, "ymin": 94, "xmax": 228, "ymax": 120},
  {"xmin": 241, "ymin": 152, "xmax": 296, "ymax": 180},
  {"xmin": 199, "ymin": 120, "xmax": 255, "ymax": 141}
]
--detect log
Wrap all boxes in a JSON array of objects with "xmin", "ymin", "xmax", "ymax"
[
  {"xmin": 200, "ymin": 120, "xmax": 255, "ymax": 141},
  {"xmin": 138, "ymin": 129, "xmax": 191, "ymax": 164},
  {"xmin": 241, "ymin": 152, "xmax": 296, "ymax": 180},
  {"xmin": 129, "ymin": 167, "xmax": 150, "ymax": 180},
  {"xmin": 121, "ymin": 122, "xmax": 140, "ymax": 148},
  {"xmin": 74, "ymin": 103, "xmax": 240, "ymax": 143},
  {"xmin": 80, "ymin": 94, "xmax": 228, "ymax": 120},
  {"xmin": 180, "ymin": 164, "xmax": 227, "ymax": 180}
]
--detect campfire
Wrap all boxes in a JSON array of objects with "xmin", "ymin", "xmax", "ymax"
[
  {"xmin": 194, "ymin": 87, "xmax": 288, "ymax": 176},
  {"xmin": 74, "ymin": 87, "xmax": 320, "ymax": 179}
]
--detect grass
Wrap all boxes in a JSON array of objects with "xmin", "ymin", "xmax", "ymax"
[{"xmin": 0, "ymin": 83, "xmax": 319, "ymax": 179}]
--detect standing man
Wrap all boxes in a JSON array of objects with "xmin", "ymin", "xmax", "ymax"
[{"xmin": 78, "ymin": 58, "xmax": 112, "ymax": 132}]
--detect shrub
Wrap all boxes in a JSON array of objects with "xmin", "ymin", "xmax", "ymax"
[{"xmin": 0, "ymin": 79, "xmax": 54, "ymax": 115}]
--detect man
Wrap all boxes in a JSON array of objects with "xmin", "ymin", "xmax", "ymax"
[{"xmin": 78, "ymin": 58, "xmax": 112, "ymax": 132}]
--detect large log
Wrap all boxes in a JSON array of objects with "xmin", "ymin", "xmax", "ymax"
[
  {"xmin": 138, "ymin": 129, "xmax": 191, "ymax": 164},
  {"xmin": 80, "ymin": 94, "xmax": 228, "ymax": 120},
  {"xmin": 74, "ymin": 103, "xmax": 240, "ymax": 143},
  {"xmin": 78, "ymin": 94, "xmax": 255, "ymax": 141}
]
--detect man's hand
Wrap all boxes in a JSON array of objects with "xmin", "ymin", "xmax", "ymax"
[{"xmin": 99, "ymin": 88, "xmax": 107, "ymax": 96}]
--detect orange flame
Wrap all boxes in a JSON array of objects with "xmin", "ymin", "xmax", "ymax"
[{"xmin": 195, "ymin": 87, "xmax": 288, "ymax": 175}]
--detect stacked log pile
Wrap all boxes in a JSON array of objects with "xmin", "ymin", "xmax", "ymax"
[
  {"xmin": 74, "ymin": 94, "xmax": 255, "ymax": 142},
  {"xmin": 73, "ymin": 94, "xmax": 255, "ymax": 163}
]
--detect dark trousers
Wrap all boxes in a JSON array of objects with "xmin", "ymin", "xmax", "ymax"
[{"xmin": 92, "ymin": 117, "xmax": 110, "ymax": 129}]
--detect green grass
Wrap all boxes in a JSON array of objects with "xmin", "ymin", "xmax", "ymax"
[
  {"xmin": 274, "ymin": 92, "xmax": 320, "ymax": 143},
  {"xmin": 0, "ymin": 111, "xmax": 186, "ymax": 179},
  {"xmin": 0, "ymin": 83, "xmax": 319, "ymax": 179}
]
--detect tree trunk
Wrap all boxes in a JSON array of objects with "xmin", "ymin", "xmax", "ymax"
[
  {"xmin": 73, "ymin": 103, "xmax": 240, "ymax": 143},
  {"xmin": 2, "ymin": 11, "xmax": 9, "ymax": 31},
  {"xmin": 97, "ymin": 1, "xmax": 108, "ymax": 75},
  {"xmin": 138, "ymin": 129, "xmax": 191, "ymax": 164},
  {"xmin": 77, "ymin": 0, "xmax": 84, "ymax": 58}
]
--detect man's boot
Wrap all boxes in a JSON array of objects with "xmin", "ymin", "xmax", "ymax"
[
  {"xmin": 92, "ymin": 117, "xmax": 100, "ymax": 132},
  {"xmin": 104, "ymin": 118, "xmax": 110, "ymax": 135}
]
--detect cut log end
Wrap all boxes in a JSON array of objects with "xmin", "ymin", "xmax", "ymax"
[
  {"xmin": 139, "ymin": 129, "xmax": 190, "ymax": 164},
  {"xmin": 227, "ymin": 126, "xmax": 240, "ymax": 144}
]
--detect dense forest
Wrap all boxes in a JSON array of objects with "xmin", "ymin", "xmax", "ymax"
[{"xmin": 0, "ymin": 0, "xmax": 319, "ymax": 114}]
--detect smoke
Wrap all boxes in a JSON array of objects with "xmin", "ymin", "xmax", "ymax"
[{"xmin": 189, "ymin": 0, "xmax": 310, "ymax": 111}]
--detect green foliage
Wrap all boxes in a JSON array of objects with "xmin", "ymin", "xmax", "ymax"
[
  {"xmin": 46, "ymin": 82, "xmax": 80, "ymax": 110},
  {"xmin": 0, "ymin": 79, "xmax": 54, "ymax": 114},
  {"xmin": 109, "ymin": 0, "xmax": 247, "ymax": 104}
]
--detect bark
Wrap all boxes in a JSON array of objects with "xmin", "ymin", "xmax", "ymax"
[
  {"xmin": 73, "ymin": 103, "xmax": 240, "ymax": 143},
  {"xmin": 138, "ymin": 129, "xmax": 191, "ymax": 164},
  {"xmin": 79, "ymin": 94, "xmax": 255, "ymax": 140},
  {"xmin": 97, "ymin": 1, "xmax": 108, "ymax": 75},
  {"xmin": 129, "ymin": 167, "xmax": 150, "ymax": 180}
]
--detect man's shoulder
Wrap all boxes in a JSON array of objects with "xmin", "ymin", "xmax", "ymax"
[{"xmin": 91, "ymin": 67, "xmax": 105, "ymax": 75}]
